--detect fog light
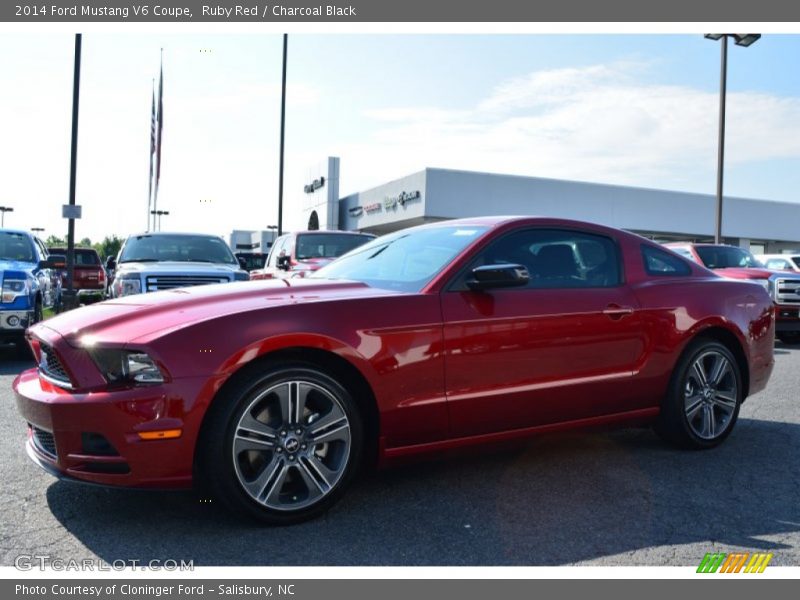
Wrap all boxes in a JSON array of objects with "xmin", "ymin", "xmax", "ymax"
[{"xmin": 7, "ymin": 316, "xmax": 19, "ymax": 327}]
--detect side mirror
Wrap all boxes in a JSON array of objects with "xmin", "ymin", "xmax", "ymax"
[
  {"xmin": 105, "ymin": 256, "xmax": 117, "ymax": 270},
  {"xmin": 40, "ymin": 254, "xmax": 67, "ymax": 270},
  {"xmin": 467, "ymin": 263, "xmax": 530, "ymax": 291},
  {"xmin": 237, "ymin": 257, "xmax": 248, "ymax": 270},
  {"xmin": 277, "ymin": 254, "xmax": 290, "ymax": 270}
]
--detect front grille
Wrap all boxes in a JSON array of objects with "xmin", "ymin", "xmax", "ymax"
[
  {"xmin": 145, "ymin": 275, "xmax": 229, "ymax": 292},
  {"xmin": 775, "ymin": 278, "xmax": 800, "ymax": 305},
  {"xmin": 38, "ymin": 343, "xmax": 72, "ymax": 387},
  {"xmin": 32, "ymin": 426, "xmax": 57, "ymax": 459}
]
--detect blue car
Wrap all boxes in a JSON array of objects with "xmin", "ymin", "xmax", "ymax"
[{"xmin": 0, "ymin": 230, "xmax": 63, "ymax": 348}]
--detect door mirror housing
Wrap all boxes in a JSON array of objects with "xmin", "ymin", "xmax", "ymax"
[
  {"xmin": 105, "ymin": 256, "xmax": 117, "ymax": 270},
  {"xmin": 466, "ymin": 263, "xmax": 530, "ymax": 291},
  {"xmin": 40, "ymin": 254, "xmax": 67, "ymax": 270},
  {"xmin": 277, "ymin": 254, "xmax": 291, "ymax": 270}
]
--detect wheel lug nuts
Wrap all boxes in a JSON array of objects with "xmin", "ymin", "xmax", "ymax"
[
  {"xmin": 280, "ymin": 430, "xmax": 287, "ymax": 436},
  {"xmin": 295, "ymin": 429, "xmax": 301, "ymax": 435},
  {"xmin": 301, "ymin": 444, "xmax": 307, "ymax": 450},
  {"xmin": 276, "ymin": 447, "xmax": 282, "ymax": 453},
  {"xmin": 289, "ymin": 455, "xmax": 295, "ymax": 461}
]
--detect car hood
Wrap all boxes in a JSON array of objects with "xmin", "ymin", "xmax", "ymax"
[
  {"xmin": 116, "ymin": 261, "xmax": 241, "ymax": 274},
  {"xmin": 33, "ymin": 278, "xmax": 395, "ymax": 347},
  {"xmin": 0, "ymin": 259, "xmax": 35, "ymax": 273}
]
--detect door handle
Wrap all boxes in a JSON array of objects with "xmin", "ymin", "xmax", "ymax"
[{"xmin": 603, "ymin": 304, "xmax": 634, "ymax": 319}]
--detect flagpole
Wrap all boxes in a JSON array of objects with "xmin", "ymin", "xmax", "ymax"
[
  {"xmin": 147, "ymin": 78, "xmax": 155, "ymax": 232},
  {"xmin": 153, "ymin": 48, "xmax": 164, "ymax": 232}
]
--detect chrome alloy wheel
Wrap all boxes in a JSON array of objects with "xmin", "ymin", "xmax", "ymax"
[
  {"xmin": 232, "ymin": 380, "xmax": 351, "ymax": 511},
  {"xmin": 683, "ymin": 350, "xmax": 738, "ymax": 440}
]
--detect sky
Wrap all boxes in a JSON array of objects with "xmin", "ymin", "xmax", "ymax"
[{"xmin": 1, "ymin": 33, "xmax": 798, "ymax": 244}]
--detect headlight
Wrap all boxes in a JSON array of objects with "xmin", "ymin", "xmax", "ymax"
[
  {"xmin": 113, "ymin": 273, "xmax": 142, "ymax": 297},
  {"xmin": 2, "ymin": 278, "xmax": 30, "ymax": 303},
  {"xmin": 234, "ymin": 271, "xmax": 250, "ymax": 281},
  {"xmin": 89, "ymin": 349, "xmax": 165, "ymax": 385}
]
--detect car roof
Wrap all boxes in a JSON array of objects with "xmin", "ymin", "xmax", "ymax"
[
  {"xmin": 48, "ymin": 246, "xmax": 98, "ymax": 253},
  {"xmin": 0, "ymin": 228, "xmax": 34, "ymax": 236},
  {"xmin": 126, "ymin": 232, "xmax": 224, "ymax": 239}
]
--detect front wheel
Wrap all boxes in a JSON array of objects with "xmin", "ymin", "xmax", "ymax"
[
  {"xmin": 198, "ymin": 363, "xmax": 363, "ymax": 525},
  {"xmin": 655, "ymin": 339, "xmax": 743, "ymax": 449}
]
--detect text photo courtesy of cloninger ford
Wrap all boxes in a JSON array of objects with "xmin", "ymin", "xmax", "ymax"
[{"xmin": 0, "ymin": 23, "xmax": 799, "ymax": 575}]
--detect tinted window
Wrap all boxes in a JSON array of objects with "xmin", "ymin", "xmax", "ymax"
[
  {"xmin": 311, "ymin": 225, "xmax": 488, "ymax": 292},
  {"xmin": 0, "ymin": 232, "xmax": 35, "ymax": 262},
  {"xmin": 119, "ymin": 234, "xmax": 237, "ymax": 264},
  {"xmin": 695, "ymin": 246, "xmax": 763, "ymax": 269},
  {"xmin": 456, "ymin": 228, "xmax": 621, "ymax": 289},
  {"xmin": 50, "ymin": 248, "xmax": 99, "ymax": 266},
  {"xmin": 643, "ymin": 246, "xmax": 692, "ymax": 276},
  {"xmin": 765, "ymin": 259, "xmax": 792, "ymax": 270},
  {"xmin": 670, "ymin": 247, "xmax": 696, "ymax": 260},
  {"xmin": 295, "ymin": 233, "xmax": 373, "ymax": 260}
]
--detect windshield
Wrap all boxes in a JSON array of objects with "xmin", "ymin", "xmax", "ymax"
[
  {"xmin": 50, "ymin": 248, "xmax": 99, "ymax": 266},
  {"xmin": 120, "ymin": 234, "xmax": 238, "ymax": 265},
  {"xmin": 695, "ymin": 246, "xmax": 764, "ymax": 269},
  {"xmin": 296, "ymin": 233, "xmax": 374, "ymax": 260},
  {"xmin": 0, "ymin": 232, "xmax": 35, "ymax": 262},
  {"xmin": 310, "ymin": 225, "xmax": 488, "ymax": 292}
]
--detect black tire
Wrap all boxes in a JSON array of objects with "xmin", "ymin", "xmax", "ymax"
[
  {"xmin": 655, "ymin": 338, "xmax": 743, "ymax": 450},
  {"xmin": 197, "ymin": 361, "xmax": 363, "ymax": 525},
  {"xmin": 32, "ymin": 298, "xmax": 43, "ymax": 325},
  {"xmin": 777, "ymin": 332, "xmax": 800, "ymax": 344}
]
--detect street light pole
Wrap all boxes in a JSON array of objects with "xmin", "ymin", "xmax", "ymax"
[
  {"xmin": 64, "ymin": 32, "xmax": 82, "ymax": 310},
  {"xmin": 277, "ymin": 33, "xmax": 287, "ymax": 237},
  {"xmin": 714, "ymin": 35, "xmax": 728, "ymax": 245},
  {"xmin": 150, "ymin": 209, "xmax": 169, "ymax": 231},
  {"xmin": 0, "ymin": 206, "xmax": 13, "ymax": 227},
  {"xmin": 705, "ymin": 33, "xmax": 761, "ymax": 244}
]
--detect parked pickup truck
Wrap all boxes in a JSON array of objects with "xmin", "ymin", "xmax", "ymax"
[
  {"xmin": 0, "ymin": 229, "xmax": 63, "ymax": 347},
  {"xmin": 108, "ymin": 232, "xmax": 249, "ymax": 298},
  {"xmin": 48, "ymin": 246, "xmax": 106, "ymax": 304},
  {"xmin": 666, "ymin": 242, "xmax": 800, "ymax": 344}
]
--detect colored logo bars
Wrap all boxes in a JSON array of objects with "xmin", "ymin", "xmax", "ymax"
[{"xmin": 697, "ymin": 552, "xmax": 773, "ymax": 573}]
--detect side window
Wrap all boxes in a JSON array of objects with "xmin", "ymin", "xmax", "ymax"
[
  {"xmin": 643, "ymin": 245, "xmax": 692, "ymax": 276},
  {"xmin": 267, "ymin": 237, "xmax": 286, "ymax": 267},
  {"xmin": 766, "ymin": 259, "xmax": 789, "ymax": 270},
  {"xmin": 455, "ymin": 228, "xmax": 621, "ymax": 290},
  {"xmin": 34, "ymin": 238, "xmax": 48, "ymax": 259}
]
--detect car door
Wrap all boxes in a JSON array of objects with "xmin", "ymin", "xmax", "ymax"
[
  {"xmin": 441, "ymin": 227, "xmax": 647, "ymax": 438},
  {"xmin": 33, "ymin": 238, "xmax": 53, "ymax": 308}
]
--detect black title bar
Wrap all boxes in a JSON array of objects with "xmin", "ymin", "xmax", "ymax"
[{"xmin": 4, "ymin": 0, "xmax": 800, "ymax": 22}]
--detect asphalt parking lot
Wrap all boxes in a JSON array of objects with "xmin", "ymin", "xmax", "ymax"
[{"xmin": 1, "ymin": 342, "xmax": 798, "ymax": 567}]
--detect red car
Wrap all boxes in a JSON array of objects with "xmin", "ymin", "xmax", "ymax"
[
  {"xmin": 48, "ymin": 247, "xmax": 107, "ymax": 304},
  {"xmin": 250, "ymin": 230, "xmax": 374, "ymax": 280},
  {"xmin": 666, "ymin": 242, "xmax": 800, "ymax": 344},
  {"xmin": 16, "ymin": 217, "xmax": 774, "ymax": 524}
]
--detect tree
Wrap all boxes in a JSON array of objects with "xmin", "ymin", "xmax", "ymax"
[
  {"xmin": 79, "ymin": 237, "xmax": 92, "ymax": 247},
  {"xmin": 92, "ymin": 235, "xmax": 123, "ymax": 260},
  {"xmin": 45, "ymin": 234, "xmax": 66, "ymax": 247}
]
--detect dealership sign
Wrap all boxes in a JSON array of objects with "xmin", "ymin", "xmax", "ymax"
[
  {"xmin": 384, "ymin": 190, "xmax": 421, "ymax": 210},
  {"xmin": 303, "ymin": 176, "xmax": 325, "ymax": 194},
  {"xmin": 348, "ymin": 206, "xmax": 364, "ymax": 217},
  {"xmin": 363, "ymin": 202, "xmax": 382, "ymax": 214}
]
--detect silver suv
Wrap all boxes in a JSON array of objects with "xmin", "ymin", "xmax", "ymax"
[{"xmin": 108, "ymin": 232, "xmax": 249, "ymax": 298}]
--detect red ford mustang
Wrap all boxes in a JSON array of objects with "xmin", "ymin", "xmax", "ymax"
[{"xmin": 15, "ymin": 217, "xmax": 775, "ymax": 524}]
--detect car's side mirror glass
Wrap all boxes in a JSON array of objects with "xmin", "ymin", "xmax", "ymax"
[{"xmin": 466, "ymin": 263, "xmax": 530, "ymax": 291}]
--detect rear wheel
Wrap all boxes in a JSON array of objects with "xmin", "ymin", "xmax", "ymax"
[
  {"xmin": 777, "ymin": 332, "xmax": 800, "ymax": 344},
  {"xmin": 198, "ymin": 363, "xmax": 363, "ymax": 524},
  {"xmin": 655, "ymin": 339, "xmax": 742, "ymax": 449}
]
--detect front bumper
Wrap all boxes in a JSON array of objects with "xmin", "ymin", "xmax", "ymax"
[
  {"xmin": 0, "ymin": 309, "xmax": 34, "ymax": 336},
  {"xmin": 775, "ymin": 304, "xmax": 800, "ymax": 332},
  {"xmin": 14, "ymin": 368, "xmax": 212, "ymax": 489}
]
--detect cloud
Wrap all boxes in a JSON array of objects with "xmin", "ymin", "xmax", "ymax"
[{"xmin": 338, "ymin": 61, "xmax": 800, "ymax": 196}]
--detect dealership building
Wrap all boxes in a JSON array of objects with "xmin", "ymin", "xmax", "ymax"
[{"xmin": 301, "ymin": 158, "xmax": 800, "ymax": 254}]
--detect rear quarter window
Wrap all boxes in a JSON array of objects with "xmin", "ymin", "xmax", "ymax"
[{"xmin": 643, "ymin": 246, "xmax": 692, "ymax": 276}]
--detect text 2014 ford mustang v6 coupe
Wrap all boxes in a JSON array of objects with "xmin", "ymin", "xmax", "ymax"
[{"xmin": 15, "ymin": 217, "xmax": 775, "ymax": 524}]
